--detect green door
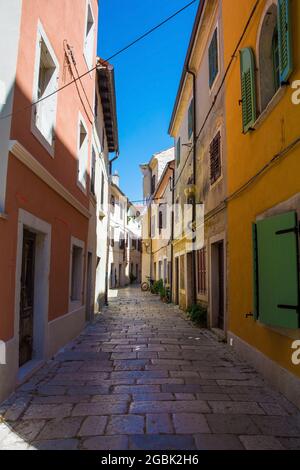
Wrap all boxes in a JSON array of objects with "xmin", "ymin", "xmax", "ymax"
[{"xmin": 253, "ymin": 211, "xmax": 299, "ymax": 329}]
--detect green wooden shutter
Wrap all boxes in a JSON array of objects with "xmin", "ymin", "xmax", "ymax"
[
  {"xmin": 240, "ymin": 48, "xmax": 256, "ymax": 133},
  {"xmin": 253, "ymin": 211, "xmax": 299, "ymax": 329},
  {"xmin": 277, "ymin": 0, "xmax": 293, "ymax": 83}
]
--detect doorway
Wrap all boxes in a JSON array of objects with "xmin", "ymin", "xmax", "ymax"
[
  {"xmin": 19, "ymin": 230, "xmax": 36, "ymax": 367},
  {"xmin": 86, "ymin": 252, "xmax": 93, "ymax": 322},
  {"xmin": 211, "ymin": 240, "xmax": 225, "ymax": 330}
]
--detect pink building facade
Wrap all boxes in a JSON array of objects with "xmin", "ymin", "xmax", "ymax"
[{"xmin": 0, "ymin": 0, "xmax": 99, "ymax": 402}]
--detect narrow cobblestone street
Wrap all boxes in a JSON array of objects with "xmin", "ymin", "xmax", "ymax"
[{"xmin": 1, "ymin": 287, "xmax": 300, "ymax": 450}]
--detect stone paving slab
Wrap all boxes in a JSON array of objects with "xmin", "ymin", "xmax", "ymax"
[{"xmin": 0, "ymin": 286, "xmax": 300, "ymax": 450}]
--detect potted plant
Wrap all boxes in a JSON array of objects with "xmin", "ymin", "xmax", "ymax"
[{"xmin": 186, "ymin": 303, "xmax": 208, "ymax": 328}]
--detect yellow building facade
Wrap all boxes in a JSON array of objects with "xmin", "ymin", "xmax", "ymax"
[{"xmin": 222, "ymin": 0, "xmax": 300, "ymax": 405}]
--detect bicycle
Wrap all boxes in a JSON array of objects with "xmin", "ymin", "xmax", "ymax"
[{"xmin": 141, "ymin": 276, "xmax": 154, "ymax": 292}]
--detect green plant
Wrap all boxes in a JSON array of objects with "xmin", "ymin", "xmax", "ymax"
[
  {"xmin": 187, "ymin": 304, "xmax": 208, "ymax": 327},
  {"xmin": 151, "ymin": 279, "xmax": 163, "ymax": 295}
]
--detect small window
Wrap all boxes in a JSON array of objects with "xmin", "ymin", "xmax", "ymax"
[
  {"xmin": 210, "ymin": 131, "xmax": 221, "ymax": 185},
  {"xmin": 132, "ymin": 238, "xmax": 137, "ymax": 250},
  {"xmin": 151, "ymin": 174, "xmax": 156, "ymax": 195},
  {"xmin": 188, "ymin": 99, "xmax": 194, "ymax": 139},
  {"xmin": 176, "ymin": 138, "xmax": 181, "ymax": 167},
  {"xmin": 84, "ymin": 2, "xmax": 95, "ymax": 70},
  {"xmin": 158, "ymin": 261, "xmax": 162, "ymax": 280},
  {"xmin": 78, "ymin": 120, "xmax": 89, "ymax": 190},
  {"xmin": 70, "ymin": 244, "xmax": 83, "ymax": 302},
  {"xmin": 33, "ymin": 29, "xmax": 58, "ymax": 149},
  {"xmin": 90, "ymin": 147, "xmax": 96, "ymax": 195},
  {"xmin": 208, "ymin": 28, "xmax": 219, "ymax": 88}
]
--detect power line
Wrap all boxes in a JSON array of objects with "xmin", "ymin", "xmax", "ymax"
[{"xmin": 0, "ymin": 0, "xmax": 198, "ymax": 122}]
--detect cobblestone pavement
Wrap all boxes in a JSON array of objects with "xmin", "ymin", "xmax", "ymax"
[{"xmin": 1, "ymin": 287, "xmax": 300, "ymax": 450}]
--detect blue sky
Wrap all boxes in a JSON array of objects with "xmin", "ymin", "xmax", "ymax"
[{"xmin": 98, "ymin": 0, "xmax": 199, "ymax": 202}]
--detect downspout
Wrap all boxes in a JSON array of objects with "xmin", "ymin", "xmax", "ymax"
[{"xmin": 186, "ymin": 67, "xmax": 197, "ymax": 305}]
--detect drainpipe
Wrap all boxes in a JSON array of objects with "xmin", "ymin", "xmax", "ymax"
[
  {"xmin": 104, "ymin": 151, "xmax": 119, "ymax": 306},
  {"xmin": 186, "ymin": 67, "xmax": 197, "ymax": 306},
  {"xmin": 170, "ymin": 166, "xmax": 175, "ymax": 302}
]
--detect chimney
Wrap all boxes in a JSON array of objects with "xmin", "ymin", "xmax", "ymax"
[{"xmin": 111, "ymin": 171, "xmax": 120, "ymax": 187}]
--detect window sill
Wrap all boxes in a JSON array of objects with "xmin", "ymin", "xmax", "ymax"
[
  {"xmin": 0, "ymin": 212, "xmax": 8, "ymax": 220},
  {"xmin": 257, "ymin": 319, "xmax": 300, "ymax": 340},
  {"xmin": 253, "ymin": 86, "xmax": 286, "ymax": 131}
]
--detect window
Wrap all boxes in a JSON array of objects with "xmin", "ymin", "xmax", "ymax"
[
  {"xmin": 176, "ymin": 138, "xmax": 181, "ymax": 167},
  {"xmin": 210, "ymin": 131, "xmax": 221, "ymax": 185},
  {"xmin": 78, "ymin": 119, "xmax": 89, "ymax": 190},
  {"xmin": 252, "ymin": 211, "xmax": 299, "ymax": 329},
  {"xmin": 153, "ymin": 262, "xmax": 157, "ymax": 280},
  {"xmin": 132, "ymin": 238, "xmax": 137, "ymax": 250},
  {"xmin": 90, "ymin": 147, "xmax": 96, "ymax": 195},
  {"xmin": 120, "ymin": 202, "xmax": 124, "ymax": 221},
  {"xmin": 84, "ymin": 2, "xmax": 95, "ymax": 70},
  {"xmin": 188, "ymin": 99, "xmax": 194, "ymax": 139},
  {"xmin": 33, "ymin": 25, "xmax": 58, "ymax": 150},
  {"xmin": 70, "ymin": 242, "xmax": 84, "ymax": 302},
  {"xmin": 208, "ymin": 28, "xmax": 219, "ymax": 88},
  {"xmin": 197, "ymin": 248, "xmax": 206, "ymax": 294}
]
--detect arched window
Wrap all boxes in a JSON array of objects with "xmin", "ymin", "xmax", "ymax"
[{"xmin": 258, "ymin": 3, "xmax": 281, "ymax": 112}]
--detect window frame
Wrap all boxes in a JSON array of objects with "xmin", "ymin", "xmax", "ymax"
[
  {"xmin": 31, "ymin": 20, "xmax": 59, "ymax": 157},
  {"xmin": 77, "ymin": 113, "xmax": 89, "ymax": 193}
]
